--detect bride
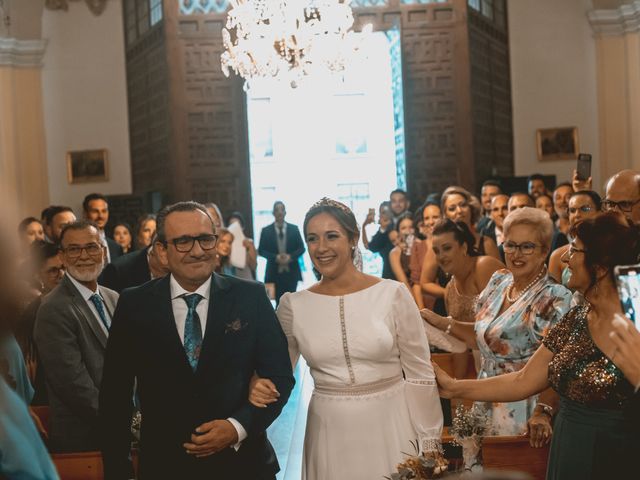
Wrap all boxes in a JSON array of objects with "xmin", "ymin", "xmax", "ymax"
[{"xmin": 249, "ymin": 198, "xmax": 444, "ymax": 479}]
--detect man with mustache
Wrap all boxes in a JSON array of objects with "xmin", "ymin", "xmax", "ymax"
[{"xmin": 34, "ymin": 220, "xmax": 118, "ymax": 452}]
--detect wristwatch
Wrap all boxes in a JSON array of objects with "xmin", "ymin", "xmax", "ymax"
[{"xmin": 536, "ymin": 403, "xmax": 554, "ymax": 418}]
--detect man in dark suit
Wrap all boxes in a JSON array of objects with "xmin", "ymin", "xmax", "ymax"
[
  {"xmin": 258, "ymin": 201, "xmax": 305, "ymax": 305},
  {"xmin": 42, "ymin": 205, "xmax": 76, "ymax": 244},
  {"xmin": 83, "ymin": 193, "xmax": 123, "ymax": 263},
  {"xmin": 99, "ymin": 240, "xmax": 169, "ymax": 293},
  {"xmin": 35, "ymin": 220, "xmax": 118, "ymax": 452},
  {"xmin": 100, "ymin": 201, "xmax": 294, "ymax": 480}
]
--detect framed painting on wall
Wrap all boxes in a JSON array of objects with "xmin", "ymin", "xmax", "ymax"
[
  {"xmin": 66, "ymin": 149, "xmax": 109, "ymax": 184},
  {"xmin": 536, "ymin": 127, "xmax": 579, "ymax": 162}
]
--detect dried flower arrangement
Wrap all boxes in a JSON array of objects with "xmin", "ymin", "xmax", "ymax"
[{"xmin": 385, "ymin": 440, "xmax": 448, "ymax": 479}]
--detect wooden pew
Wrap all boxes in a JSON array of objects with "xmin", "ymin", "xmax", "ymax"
[
  {"xmin": 51, "ymin": 450, "xmax": 138, "ymax": 480},
  {"xmin": 482, "ymin": 435, "xmax": 550, "ymax": 480},
  {"xmin": 52, "ymin": 452, "xmax": 104, "ymax": 480}
]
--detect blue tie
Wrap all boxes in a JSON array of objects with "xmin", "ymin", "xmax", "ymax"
[
  {"xmin": 89, "ymin": 293, "xmax": 110, "ymax": 331},
  {"xmin": 182, "ymin": 294, "xmax": 203, "ymax": 371}
]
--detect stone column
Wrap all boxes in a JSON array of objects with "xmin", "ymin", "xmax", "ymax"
[
  {"xmin": 589, "ymin": 1, "xmax": 640, "ymax": 179},
  {"xmin": 0, "ymin": 37, "xmax": 49, "ymax": 216}
]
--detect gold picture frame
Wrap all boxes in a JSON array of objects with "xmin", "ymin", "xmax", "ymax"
[
  {"xmin": 536, "ymin": 127, "xmax": 579, "ymax": 162},
  {"xmin": 66, "ymin": 149, "xmax": 109, "ymax": 184}
]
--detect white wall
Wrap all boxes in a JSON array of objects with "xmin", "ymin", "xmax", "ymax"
[
  {"xmin": 42, "ymin": 0, "xmax": 131, "ymax": 214},
  {"xmin": 509, "ymin": 0, "xmax": 601, "ymax": 191}
]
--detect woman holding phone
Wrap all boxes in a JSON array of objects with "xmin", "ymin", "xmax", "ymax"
[
  {"xmin": 434, "ymin": 212, "xmax": 639, "ymax": 479},
  {"xmin": 389, "ymin": 213, "xmax": 416, "ymax": 290}
]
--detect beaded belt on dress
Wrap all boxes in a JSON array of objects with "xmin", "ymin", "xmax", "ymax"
[{"xmin": 313, "ymin": 376, "xmax": 403, "ymax": 397}]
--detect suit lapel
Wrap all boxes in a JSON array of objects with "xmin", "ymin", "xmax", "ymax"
[
  {"xmin": 151, "ymin": 276, "xmax": 195, "ymax": 377},
  {"xmin": 63, "ymin": 276, "xmax": 108, "ymax": 349},
  {"xmin": 98, "ymin": 286, "xmax": 117, "ymax": 318},
  {"xmin": 195, "ymin": 273, "xmax": 232, "ymax": 380}
]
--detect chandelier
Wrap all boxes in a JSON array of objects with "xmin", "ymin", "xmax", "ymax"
[{"xmin": 220, "ymin": 0, "xmax": 371, "ymax": 89}]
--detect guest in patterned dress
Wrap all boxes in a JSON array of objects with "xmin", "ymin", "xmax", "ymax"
[
  {"xmin": 422, "ymin": 208, "xmax": 572, "ymax": 435},
  {"xmin": 434, "ymin": 212, "xmax": 640, "ymax": 479}
]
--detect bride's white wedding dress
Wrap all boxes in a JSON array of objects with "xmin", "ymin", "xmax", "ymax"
[{"xmin": 277, "ymin": 280, "xmax": 443, "ymax": 480}]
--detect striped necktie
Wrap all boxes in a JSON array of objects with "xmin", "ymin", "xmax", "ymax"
[{"xmin": 89, "ymin": 293, "xmax": 110, "ymax": 331}]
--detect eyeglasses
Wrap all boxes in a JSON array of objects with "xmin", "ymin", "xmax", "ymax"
[
  {"xmin": 164, "ymin": 234, "xmax": 217, "ymax": 253},
  {"xmin": 63, "ymin": 243, "xmax": 103, "ymax": 258},
  {"xmin": 602, "ymin": 198, "xmax": 640, "ymax": 213},
  {"xmin": 503, "ymin": 241, "xmax": 540, "ymax": 255},
  {"xmin": 567, "ymin": 205, "xmax": 594, "ymax": 215},
  {"xmin": 567, "ymin": 245, "xmax": 587, "ymax": 258}
]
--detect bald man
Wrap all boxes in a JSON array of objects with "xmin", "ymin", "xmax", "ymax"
[
  {"xmin": 604, "ymin": 170, "xmax": 640, "ymax": 224},
  {"xmin": 508, "ymin": 192, "xmax": 535, "ymax": 212}
]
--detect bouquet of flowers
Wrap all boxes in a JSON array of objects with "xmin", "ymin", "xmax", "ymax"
[
  {"xmin": 385, "ymin": 440, "xmax": 448, "ymax": 479},
  {"xmin": 449, "ymin": 404, "xmax": 492, "ymax": 470}
]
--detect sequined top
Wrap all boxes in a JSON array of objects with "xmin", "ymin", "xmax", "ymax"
[
  {"xmin": 544, "ymin": 305, "xmax": 635, "ymax": 409},
  {"xmin": 445, "ymin": 276, "xmax": 478, "ymax": 323}
]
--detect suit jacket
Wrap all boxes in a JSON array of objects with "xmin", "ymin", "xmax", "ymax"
[
  {"xmin": 258, "ymin": 222, "xmax": 305, "ymax": 283},
  {"xmin": 100, "ymin": 274, "xmax": 295, "ymax": 480},
  {"xmin": 106, "ymin": 237, "xmax": 123, "ymax": 262},
  {"xmin": 34, "ymin": 275, "xmax": 118, "ymax": 452},
  {"xmin": 99, "ymin": 247, "xmax": 152, "ymax": 293},
  {"xmin": 368, "ymin": 228, "xmax": 395, "ymax": 279}
]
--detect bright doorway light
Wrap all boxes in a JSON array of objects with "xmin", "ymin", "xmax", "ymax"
[{"xmin": 247, "ymin": 29, "xmax": 406, "ymax": 286}]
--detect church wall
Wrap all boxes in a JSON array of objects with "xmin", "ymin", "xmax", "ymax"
[
  {"xmin": 508, "ymin": 0, "xmax": 601, "ymax": 191},
  {"xmin": 41, "ymin": 1, "xmax": 132, "ymax": 215}
]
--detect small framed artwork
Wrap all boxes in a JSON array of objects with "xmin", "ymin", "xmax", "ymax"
[
  {"xmin": 66, "ymin": 149, "xmax": 109, "ymax": 184},
  {"xmin": 536, "ymin": 127, "xmax": 579, "ymax": 162}
]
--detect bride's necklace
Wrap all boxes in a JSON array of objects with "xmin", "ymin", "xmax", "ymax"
[{"xmin": 506, "ymin": 267, "xmax": 546, "ymax": 303}]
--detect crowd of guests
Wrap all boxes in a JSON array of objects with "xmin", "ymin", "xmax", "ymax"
[{"xmin": 0, "ymin": 168, "xmax": 639, "ymax": 479}]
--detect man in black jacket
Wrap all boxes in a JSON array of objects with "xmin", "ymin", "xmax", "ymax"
[
  {"xmin": 83, "ymin": 193, "xmax": 123, "ymax": 263},
  {"xmin": 100, "ymin": 201, "xmax": 294, "ymax": 479},
  {"xmin": 99, "ymin": 240, "xmax": 169, "ymax": 293}
]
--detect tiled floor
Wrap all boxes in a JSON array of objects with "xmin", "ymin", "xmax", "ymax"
[{"xmin": 267, "ymin": 359, "xmax": 313, "ymax": 480}]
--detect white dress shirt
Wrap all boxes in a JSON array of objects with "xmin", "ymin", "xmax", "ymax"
[
  {"xmin": 169, "ymin": 274, "xmax": 247, "ymax": 449},
  {"xmin": 67, "ymin": 274, "xmax": 111, "ymax": 335}
]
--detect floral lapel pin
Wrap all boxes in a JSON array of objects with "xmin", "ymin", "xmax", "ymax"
[{"xmin": 225, "ymin": 318, "xmax": 247, "ymax": 334}]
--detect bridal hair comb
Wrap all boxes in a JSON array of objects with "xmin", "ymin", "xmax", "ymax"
[{"xmin": 310, "ymin": 197, "xmax": 353, "ymax": 215}]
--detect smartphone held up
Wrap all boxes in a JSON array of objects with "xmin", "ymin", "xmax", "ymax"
[
  {"xmin": 614, "ymin": 264, "xmax": 640, "ymax": 332},
  {"xmin": 576, "ymin": 153, "xmax": 592, "ymax": 181}
]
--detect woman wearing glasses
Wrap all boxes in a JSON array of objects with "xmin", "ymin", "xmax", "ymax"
[
  {"xmin": 434, "ymin": 212, "xmax": 639, "ymax": 479},
  {"xmin": 548, "ymin": 190, "xmax": 601, "ymax": 285},
  {"xmin": 421, "ymin": 207, "xmax": 572, "ymax": 435}
]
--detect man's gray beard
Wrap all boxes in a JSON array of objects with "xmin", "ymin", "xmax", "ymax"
[{"xmin": 66, "ymin": 259, "xmax": 105, "ymax": 283}]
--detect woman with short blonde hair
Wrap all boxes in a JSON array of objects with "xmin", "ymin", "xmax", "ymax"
[{"xmin": 503, "ymin": 206, "xmax": 554, "ymax": 253}]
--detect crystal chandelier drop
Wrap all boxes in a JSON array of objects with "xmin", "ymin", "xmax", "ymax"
[{"xmin": 221, "ymin": 0, "xmax": 371, "ymax": 89}]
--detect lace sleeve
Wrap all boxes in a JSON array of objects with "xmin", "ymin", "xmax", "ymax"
[
  {"xmin": 392, "ymin": 283, "xmax": 444, "ymax": 453},
  {"xmin": 275, "ymin": 293, "xmax": 300, "ymax": 369}
]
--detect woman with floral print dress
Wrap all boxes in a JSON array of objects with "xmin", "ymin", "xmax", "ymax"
[{"xmin": 422, "ymin": 207, "xmax": 573, "ymax": 434}]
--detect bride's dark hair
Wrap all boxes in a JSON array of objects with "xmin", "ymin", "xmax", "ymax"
[{"xmin": 303, "ymin": 198, "xmax": 360, "ymax": 244}]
